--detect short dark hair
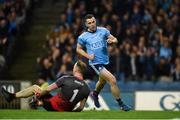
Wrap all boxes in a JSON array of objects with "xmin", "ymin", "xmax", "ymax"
[
  {"xmin": 83, "ymin": 14, "xmax": 95, "ymax": 23},
  {"xmin": 76, "ymin": 60, "xmax": 87, "ymax": 77}
]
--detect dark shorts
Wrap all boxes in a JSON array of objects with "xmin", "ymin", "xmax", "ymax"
[
  {"xmin": 90, "ymin": 64, "xmax": 108, "ymax": 75},
  {"xmin": 41, "ymin": 94, "xmax": 56, "ymax": 111},
  {"xmin": 42, "ymin": 93, "xmax": 74, "ymax": 112}
]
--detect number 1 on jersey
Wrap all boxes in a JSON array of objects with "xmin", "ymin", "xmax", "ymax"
[{"xmin": 70, "ymin": 89, "xmax": 79, "ymax": 102}]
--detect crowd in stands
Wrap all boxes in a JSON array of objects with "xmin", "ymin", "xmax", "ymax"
[
  {"xmin": 0, "ymin": 0, "xmax": 33, "ymax": 78},
  {"xmin": 36, "ymin": 0, "xmax": 180, "ymax": 82}
]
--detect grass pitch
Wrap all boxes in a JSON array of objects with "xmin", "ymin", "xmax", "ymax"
[{"xmin": 0, "ymin": 110, "xmax": 179, "ymax": 119}]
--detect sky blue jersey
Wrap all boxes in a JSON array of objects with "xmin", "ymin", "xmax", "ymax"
[{"xmin": 78, "ymin": 27, "xmax": 110, "ymax": 65}]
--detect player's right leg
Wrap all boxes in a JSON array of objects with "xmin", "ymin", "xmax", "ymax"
[
  {"xmin": 90, "ymin": 64, "xmax": 107, "ymax": 108},
  {"xmin": 91, "ymin": 77, "xmax": 106, "ymax": 108},
  {"xmin": 95, "ymin": 77, "xmax": 106, "ymax": 93},
  {"xmin": 1, "ymin": 85, "xmax": 42, "ymax": 102}
]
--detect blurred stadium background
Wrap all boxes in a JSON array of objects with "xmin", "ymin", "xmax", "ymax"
[{"xmin": 0, "ymin": 0, "xmax": 180, "ymax": 118}]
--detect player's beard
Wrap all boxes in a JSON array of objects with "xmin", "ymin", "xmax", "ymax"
[{"xmin": 89, "ymin": 25, "xmax": 97, "ymax": 32}]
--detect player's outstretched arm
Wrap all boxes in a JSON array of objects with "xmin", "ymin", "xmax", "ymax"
[
  {"xmin": 107, "ymin": 34, "xmax": 118, "ymax": 44},
  {"xmin": 76, "ymin": 43, "xmax": 95, "ymax": 60},
  {"xmin": 72, "ymin": 98, "xmax": 87, "ymax": 112}
]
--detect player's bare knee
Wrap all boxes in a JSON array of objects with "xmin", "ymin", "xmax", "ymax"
[
  {"xmin": 109, "ymin": 77, "xmax": 117, "ymax": 86},
  {"xmin": 32, "ymin": 85, "xmax": 39, "ymax": 89},
  {"xmin": 32, "ymin": 85, "xmax": 41, "ymax": 92},
  {"xmin": 110, "ymin": 80, "xmax": 116, "ymax": 86}
]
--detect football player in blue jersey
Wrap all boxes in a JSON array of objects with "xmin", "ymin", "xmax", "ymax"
[{"xmin": 76, "ymin": 14, "xmax": 131, "ymax": 111}]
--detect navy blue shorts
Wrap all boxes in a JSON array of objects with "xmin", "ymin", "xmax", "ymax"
[{"xmin": 90, "ymin": 64, "xmax": 108, "ymax": 75}]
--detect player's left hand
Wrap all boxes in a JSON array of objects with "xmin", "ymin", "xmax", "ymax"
[
  {"xmin": 107, "ymin": 38, "xmax": 117, "ymax": 44},
  {"xmin": 88, "ymin": 54, "xmax": 95, "ymax": 60},
  {"xmin": 107, "ymin": 38, "xmax": 113, "ymax": 44}
]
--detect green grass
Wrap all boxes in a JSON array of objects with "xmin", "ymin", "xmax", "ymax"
[{"xmin": 0, "ymin": 110, "xmax": 179, "ymax": 119}]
